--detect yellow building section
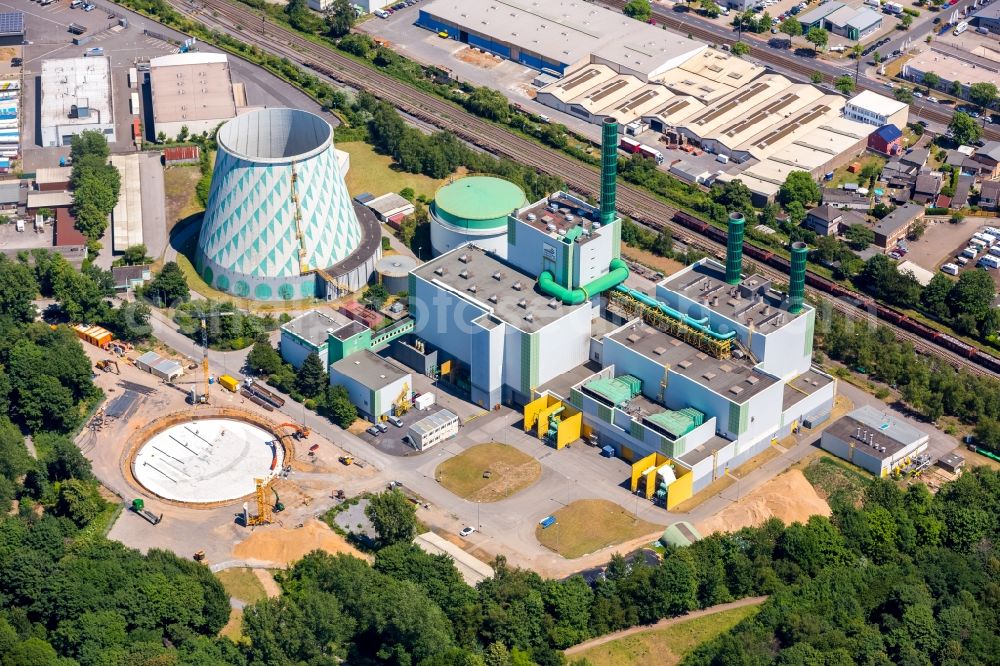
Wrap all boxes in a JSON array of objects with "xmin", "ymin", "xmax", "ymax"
[
  {"xmin": 556, "ymin": 411, "xmax": 582, "ymax": 449},
  {"xmin": 630, "ymin": 453, "xmax": 694, "ymax": 508},
  {"xmin": 524, "ymin": 394, "xmax": 559, "ymax": 432}
]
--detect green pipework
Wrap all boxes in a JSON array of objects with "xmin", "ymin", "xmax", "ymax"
[
  {"xmin": 614, "ymin": 283, "xmax": 737, "ymax": 341},
  {"xmin": 539, "ymin": 258, "xmax": 630, "ymax": 305},
  {"xmin": 600, "ymin": 117, "xmax": 618, "ymax": 226},
  {"xmin": 788, "ymin": 241, "xmax": 808, "ymax": 315},
  {"xmin": 725, "ymin": 212, "xmax": 745, "ymax": 285}
]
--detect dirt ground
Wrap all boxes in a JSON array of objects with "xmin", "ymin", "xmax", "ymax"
[
  {"xmin": 695, "ymin": 469, "xmax": 831, "ymax": 536},
  {"xmin": 621, "ymin": 246, "xmax": 686, "ymax": 277},
  {"xmin": 456, "ymin": 47, "xmax": 501, "ymax": 69},
  {"xmin": 253, "ymin": 569, "xmax": 281, "ymax": 597},
  {"xmin": 163, "ymin": 166, "xmax": 204, "ymax": 233},
  {"xmin": 232, "ymin": 519, "xmax": 370, "ymax": 567}
]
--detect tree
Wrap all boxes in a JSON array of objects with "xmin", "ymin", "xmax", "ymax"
[
  {"xmin": 38, "ymin": 432, "xmax": 93, "ymax": 482},
  {"xmin": 323, "ymin": 384, "xmax": 357, "ymax": 428},
  {"xmin": 365, "ymin": 489, "xmax": 418, "ymax": 546},
  {"xmin": 846, "ymin": 224, "xmax": 874, "ymax": 250},
  {"xmin": 806, "ymin": 27, "xmax": 828, "ymax": 52},
  {"xmin": 731, "ymin": 41, "xmax": 750, "ymax": 57},
  {"xmin": 778, "ymin": 171, "xmax": 821, "ymax": 207},
  {"xmin": 947, "ymin": 269, "xmax": 995, "ymax": 323},
  {"xmin": 247, "ymin": 336, "xmax": 282, "ymax": 376},
  {"xmin": 652, "ymin": 229, "xmax": 673, "ymax": 257},
  {"xmin": 900, "ymin": 12, "xmax": 913, "ymax": 28},
  {"xmin": 56, "ymin": 478, "xmax": 106, "ymax": 527},
  {"xmin": 894, "ymin": 87, "xmax": 914, "ymax": 103},
  {"xmin": 466, "ymin": 87, "xmax": 510, "ymax": 122},
  {"xmin": 781, "ymin": 17, "xmax": 803, "ymax": 39},
  {"xmin": 835, "ymin": 75, "xmax": 856, "ymax": 95},
  {"xmin": 0, "ymin": 255, "xmax": 39, "ymax": 323},
  {"xmin": 362, "ymin": 282, "xmax": 389, "ymax": 310},
  {"xmin": 950, "ymin": 79, "xmax": 963, "ymax": 97},
  {"xmin": 296, "ymin": 351, "xmax": 328, "ymax": 399},
  {"xmin": 121, "ymin": 244, "xmax": 149, "ymax": 266},
  {"xmin": 325, "ymin": 0, "xmax": 355, "ymax": 38},
  {"xmin": 922, "ymin": 72, "xmax": 941, "ymax": 91},
  {"xmin": 968, "ymin": 82, "xmax": 998, "ymax": 113},
  {"xmin": 70, "ymin": 130, "xmax": 110, "ymax": 162},
  {"xmin": 111, "ymin": 300, "xmax": 151, "ymax": 342},
  {"xmin": 699, "ymin": 0, "xmax": 721, "ymax": 18},
  {"xmin": 399, "ymin": 187, "xmax": 415, "ymax": 202},
  {"xmin": 144, "ymin": 261, "xmax": 189, "ymax": 307},
  {"xmin": 810, "ymin": 71, "xmax": 823, "ymax": 84},
  {"xmin": 948, "ymin": 112, "xmax": 982, "ymax": 145},
  {"xmin": 622, "ymin": 0, "xmax": 652, "ymax": 22}
]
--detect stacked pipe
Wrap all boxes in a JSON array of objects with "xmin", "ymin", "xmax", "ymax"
[
  {"xmin": 725, "ymin": 212, "xmax": 745, "ymax": 285},
  {"xmin": 600, "ymin": 117, "xmax": 618, "ymax": 227},
  {"xmin": 788, "ymin": 242, "xmax": 808, "ymax": 314}
]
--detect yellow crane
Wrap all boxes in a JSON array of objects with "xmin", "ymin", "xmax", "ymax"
[
  {"xmin": 246, "ymin": 478, "xmax": 273, "ymax": 526},
  {"xmin": 196, "ymin": 312, "xmax": 234, "ymax": 404},
  {"xmin": 393, "ymin": 382, "xmax": 412, "ymax": 417}
]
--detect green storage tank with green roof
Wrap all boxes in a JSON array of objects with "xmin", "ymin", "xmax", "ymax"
[{"xmin": 430, "ymin": 175, "xmax": 527, "ymax": 257}]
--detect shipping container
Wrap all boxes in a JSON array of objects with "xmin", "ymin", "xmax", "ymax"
[
  {"xmin": 414, "ymin": 392, "xmax": 436, "ymax": 411},
  {"xmin": 130, "ymin": 92, "xmax": 139, "ymax": 115},
  {"xmin": 219, "ymin": 375, "xmax": 239, "ymax": 392}
]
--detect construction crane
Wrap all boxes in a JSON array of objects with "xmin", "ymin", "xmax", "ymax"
[
  {"xmin": 196, "ymin": 312, "xmax": 234, "ymax": 404},
  {"xmin": 246, "ymin": 478, "xmax": 273, "ymax": 526},
  {"xmin": 393, "ymin": 382, "xmax": 412, "ymax": 417}
]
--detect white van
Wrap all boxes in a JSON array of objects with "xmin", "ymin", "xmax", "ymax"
[
  {"xmin": 954, "ymin": 21, "xmax": 968, "ymax": 35},
  {"xmin": 941, "ymin": 263, "xmax": 959, "ymax": 276},
  {"xmin": 70, "ymin": 0, "xmax": 83, "ymax": 8}
]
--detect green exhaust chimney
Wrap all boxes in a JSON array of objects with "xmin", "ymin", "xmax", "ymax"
[
  {"xmin": 725, "ymin": 212, "xmax": 745, "ymax": 285},
  {"xmin": 600, "ymin": 117, "xmax": 618, "ymax": 226},
  {"xmin": 788, "ymin": 241, "xmax": 808, "ymax": 314}
]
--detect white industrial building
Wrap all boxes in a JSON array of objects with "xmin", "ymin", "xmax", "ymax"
[
  {"xmin": 843, "ymin": 90, "xmax": 909, "ymax": 129},
  {"xmin": 416, "ymin": 0, "xmax": 706, "ymax": 78},
  {"xmin": 279, "ymin": 309, "xmax": 349, "ymax": 369},
  {"xmin": 329, "ymin": 350, "xmax": 411, "ymax": 421},
  {"xmin": 407, "ymin": 409, "xmax": 459, "ymax": 451},
  {"xmin": 149, "ymin": 53, "xmax": 238, "ymax": 139},
  {"xmin": 40, "ymin": 57, "xmax": 116, "ymax": 147},
  {"xmin": 821, "ymin": 405, "xmax": 929, "ymax": 477}
]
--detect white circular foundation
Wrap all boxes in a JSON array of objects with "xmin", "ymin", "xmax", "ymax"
[{"xmin": 132, "ymin": 418, "xmax": 283, "ymax": 504}]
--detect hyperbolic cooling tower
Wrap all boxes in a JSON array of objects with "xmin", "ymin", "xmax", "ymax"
[{"xmin": 196, "ymin": 108, "xmax": 365, "ymax": 301}]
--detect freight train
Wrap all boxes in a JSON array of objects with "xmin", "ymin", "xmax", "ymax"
[{"xmin": 670, "ymin": 210, "xmax": 1000, "ymax": 374}]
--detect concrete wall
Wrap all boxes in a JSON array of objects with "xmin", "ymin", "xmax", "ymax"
[
  {"xmin": 372, "ymin": 373, "xmax": 411, "ymax": 420},
  {"xmin": 535, "ymin": 305, "xmax": 594, "ymax": 389},
  {"xmin": 470, "ymin": 315, "xmax": 505, "ymax": 409}
]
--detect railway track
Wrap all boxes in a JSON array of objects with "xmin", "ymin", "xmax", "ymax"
[
  {"xmin": 162, "ymin": 0, "xmax": 996, "ymax": 377},
  {"xmin": 602, "ymin": 0, "xmax": 999, "ymax": 142}
]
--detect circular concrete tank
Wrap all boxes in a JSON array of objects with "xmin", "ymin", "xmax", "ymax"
[
  {"xmin": 131, "ymin": 417, "xmax": 284, "ymax": 504},
  {"xmin": 376, "ymin": 254, "xmax": 417, "ymax": 294},
  {"xmin": 430, "ymin": 176, "xmax": 527, "ymax": 257}
]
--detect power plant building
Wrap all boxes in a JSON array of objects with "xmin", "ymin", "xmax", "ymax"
[
  {"xmin": 195, "ymin": 108, "xmax": 380, "ymax": 301},
  {"xmin": 430, "ymin": 176, "xmax": 526, "ymax": 257}
]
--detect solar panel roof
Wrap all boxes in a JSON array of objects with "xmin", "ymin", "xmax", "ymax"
[{"xmin": 0, "ymin": 12, "xmax": 24, "ymax": 36}]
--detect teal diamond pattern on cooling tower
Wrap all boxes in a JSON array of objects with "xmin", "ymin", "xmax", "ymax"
[{"xmin": 197, "ymin": 143, "xmax": 361, "ymax": 279}]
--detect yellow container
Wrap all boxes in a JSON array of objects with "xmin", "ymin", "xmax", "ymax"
[{"xmin": 219, "ymin": 375, "xmax": 239, "ymax": 393}]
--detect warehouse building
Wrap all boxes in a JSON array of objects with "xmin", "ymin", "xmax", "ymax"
[
  {"xmin": 821, "ymin": 405, "xmax": 929, "ymax": 477},
  {"xmin": 329, "ymin": 350, "xmax": 411, "ymax": 421},
  {"xmin": 822, "ymin": 5, "xmax": 883, "ymax": 40},
  {"xmin": 0, "ymin": 12, "xmax": 24, "ymax": 48},
  {"xmin": 407, "ymin": 409, "xmax": 459, "ymax": 451},
  {"xmin": 416, "ymin": 0, "xmax": 706, "ymax": 78},
  {"xmin": 40, "ymin": 57, "xmax": 116, "ymax": 147},
  {"xmin": 149, "ymin": 53, "xmax": 238, "ymax": 139},
  {"xmin": 901, "ymin": 45, "xmax": 1000, "ymax": 101},
  {"xmin": 843, "ymin": 90, "xmax": 909, "ymax": 129},
  {"xmin": 972, "ymin": 5, "xmax": 1000, "ymax": 34}
]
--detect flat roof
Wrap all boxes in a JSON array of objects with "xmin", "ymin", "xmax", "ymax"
[
  {"xmin": 412, "ymin": 244, "xmax": 586, "ymax": 334},
  {"xmin": 783, "ymin": 369, "xmax": 835, "ymax": 410},
  {"xmin": 846, "ymin": 90, "xmax": 908, "ymax": 118},
  {"xmin": 281, "ymin": 309, "xmax": 344, "ymax": 347},
  {"xmin": 421, "ymin": 0, "xmax": 705, "ymax": 76},
  {"xmin": 330, "ymin": 349, "xmax": 408, "ymax": 390},
  {"xmin": 543, "ymin": 64, "xmax": 617, "ymax": 102},
  {"xmin": 367, "ymin": 192, "xmax": 413, "ymax": 216},
  {"xmin": 149, "ymin": 52, "xmax": 237, "ymax": 126},
  {"xmin": 27, "ymin": 191, "xmax": 72, "ymax": 208},
  {"xmin": 331, "ymin": 320, "xmax": 368, "ymax": 341},
  {"xmin": 34, "ymin": 166, "xmax": 72, "ymax": 185},
  {"xmin": 675, "ymin": 48, "xmax": 764, "ymax": 88},
  {"xmin": 0, "ymin": 181, "xmax": 18, "ymax": 203},
  {"xmin": 608, "ymin": 323, "xmax": 778, "ymax": 403},
  {"xmin": 662, "ymin": 258, "xmax": 802, "ymax": 322},
  {"xmin": 434, "ymin": 176, "xmax": 526, "ymax": 221},
  {"xmin": 410, "ymin": 409, "xmax": 458, "ymax": 437},
  {"xmin": 109, "ymin": 154, "xmax": 143, "ymax": 253},
  {"xmin": 656, "ymin": 68, "xmax": 738, "ymax": 104},
  {"xmin": 40, "ymin": 58, "xmax": 113, "ymax": 131},
  {"xmin": 512, "ymin": 191, "xmax": 605, "ymax": 246},
  {"xmin": 825, "ymin": 405, "xmax": 928, "ymax": 460},
  {"xmin": 677, "ymin": 434, "xmax": 734, "ymax": 466},
  {"xmin": 0, "ymin": 12, "xmax": 24, "ymax": 36}
]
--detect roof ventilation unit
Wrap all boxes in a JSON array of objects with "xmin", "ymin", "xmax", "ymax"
[
  {"xmin": 517, "ymin": 298, "xmax": 527, "ymax": 308},
  {"xmin": 459, "ymin": 253, "xmax": 470, "ymax": 263},
  {"xmin": 459, "ymin": 269, "xmax": 469, "ymax": 279},
  {"xmin": 492, "ymin": 271, "xmax": 503, "ymax": 280},
  {"xmin": 513, "ymin": 281, "xmax": 523, "ymax": 291},
  {"xmin": 524, "ymin": 312, "xmax": 534, "ymax": 322}
]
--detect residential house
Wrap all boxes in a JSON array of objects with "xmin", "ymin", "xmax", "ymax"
[
  {"xmin": 111, "ymin": 265, "xmax": 152, "ymax": 292},
  {"xmin": 868, "ymin": 124, "xmax": 903, "ymax": 156},
  {"xmin": 900, "ymin": 148, "xmax": 929, "ymax": 171},
  {"xmin": 981, "ymin": 180, "xmax": 1000, "ymax": 210},
  {"xmin": 873, "ymin": 203, "xmax": 924, "ymax": 249},
  {"xmin": 0, "ymin": 181, "xmax": 19, "ymax": 213},
  {"xmin": 821, "ymin": 187, "xmax": 871, "ymax": 210},
  {"xmin": 804, "ymin": 205, "xmax": 866, "ymax": 236},
  {"xmin": 971, "ymin": 142, "xmax": 1000, "ymax": 180},
  {"xmin": 952, "ymin": 174, "xmax": 973, "ymax": 208},
  {"xmin": 912, "ymin": 173, "xmax": 942, "ymax": 205}
]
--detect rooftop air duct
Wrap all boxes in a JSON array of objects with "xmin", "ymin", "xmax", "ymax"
[
  {"xmin": 725, "ymin": 212, "xmax": 745, "ymax": 285},
  {"xmin": 600, "ymin": 117, "xmax": 618, "ymax": 227},
  {"xmin": 788, "ymin": 241, "xmax": 808, "ymax": 314}
]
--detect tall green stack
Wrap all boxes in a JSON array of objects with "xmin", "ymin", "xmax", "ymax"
[
  {"xmin": 725, "ymin": 212, "xmax": 745, "ymax": 285},
  {"xmin": 788, "ymin": 241, "xmax": 808, "ymax": 314},
  {"xmin": 600, "ymin": 117, "xmax": 618, "ymax": 227}
]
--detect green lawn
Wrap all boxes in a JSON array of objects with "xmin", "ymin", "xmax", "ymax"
[
  {"xmin": 215, "ymin": 568, "xmax": 268, "ymax": 605},
  {"xmin": 829, "ymin": 154, "xmax": 884, "ymax": 188},
  {"xmin": 535, "ymin": 499, "xmax": 660, "ymax": 559},
  {"xmin": 339, "ymin": 141, "xmax": 461, "ymax": 201},
  {"xmin": 570, "ymin": 605, "xmax": 761, "ymax": 666},
  {"xmin": 802, "ymin": 455, "xmax": 871, "ymax": 505},
  {"xmin": 436, "ymin": 443, "xmax": 541, "ymax": 502}
]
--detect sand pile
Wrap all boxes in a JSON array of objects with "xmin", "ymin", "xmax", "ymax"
[
  {"xmin": 696, "ymin": 470, "xmax": 830, "ymax": 536},
  {"xmin": 232, "ymin": 519, "xmax": 369, "ymax": 567}
]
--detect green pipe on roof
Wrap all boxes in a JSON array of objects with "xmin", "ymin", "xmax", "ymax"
[{"xmin": 539, "ymin": 258, "xmax": 630, "ymax": 305}]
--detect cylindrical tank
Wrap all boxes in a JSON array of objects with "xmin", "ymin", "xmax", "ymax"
[
  {"xmin": 725, "ymin": 212, "xmax": 745, "ymax": 285},
  {"xmin": 376, "ymin": 254, "xmax": 418, "ymax": 294},
  {"xmin": 430, "ymin": 176, "xmax": 527, "ymax": 258},
  {"xmin": 600, "ymin": 117, "xmax": 618, "ymax": 226},
  {"xmin": 788, "ymin": 242, "xmax": 808, "ymax": 314}
]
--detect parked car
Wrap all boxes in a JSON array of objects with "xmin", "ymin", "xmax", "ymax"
[
  {"xmin": 83, "ymin": 3, "xmax": 95, "ymax": 11},
  {"xmin": 459, "ymin": 527, "xmax": 476, "ymax": 538},
  {"xmin": 388, "ymin": 415, "xmax": 403, "ymax": 427},
  {"xmin": 375, "ymin": 421, "xmax": 388, "ymax": 433},
  {"xmin": 366, "ymin": 426, "xmax": 380, "ymax": 436}
]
